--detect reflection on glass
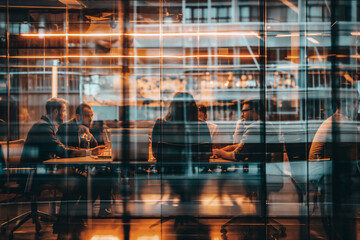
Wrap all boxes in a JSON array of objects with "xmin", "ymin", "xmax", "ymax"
[{"xmin": 0, "ymin": 0, "xmax": 359, "ymax": 239}]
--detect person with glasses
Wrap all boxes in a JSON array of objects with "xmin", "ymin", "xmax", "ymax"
[
  {"xmin": 213, "ymin": 98, "xmax": 280, "ymax": 162},
  {"xmin": 57, "ymin": 103, "xmax": 99, "ymax": 149}
]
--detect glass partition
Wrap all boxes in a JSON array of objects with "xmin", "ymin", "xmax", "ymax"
[{"xmin": 0, "ymin": 0, "xmax": 359, "ymax": 239}]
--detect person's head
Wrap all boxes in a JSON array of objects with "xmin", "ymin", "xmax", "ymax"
[
  {"xmin": 241, "ymin": 98, "xmax": 261, "ymax": 121},
  {"xmin": 75, "ymin": 103, "xmax": 94, "ymax": 128},
  {"xmin": 198, "ymin": 104, "xmax": 207, "ymax": 121},
  {"xmin": 165, "ymin": 92, "xmax": 198, "ymax": 122},
  {"xmin": 46, "ymin": 97, "xmax": 68, "ymax": 124},
  {"xmin": 335, "ymin": 87, "xmax": 359, "ymax": 119}
]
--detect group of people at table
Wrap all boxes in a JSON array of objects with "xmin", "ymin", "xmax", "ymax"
[{"xmin": 11, "ymin": 88, "xmax": 359, "ymax": 238}]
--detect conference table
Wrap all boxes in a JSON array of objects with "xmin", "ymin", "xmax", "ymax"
[
  {"xmin": 42, "ymin": 155, "xmax": 338, "ymax": 213},
  {"xmin": 40, "ymin": 154, "xmax": 359, "ymax": 240},
  {"xmin": 41, "ymin": 154, "xmax": 344, "ymax": 240},
  {"xmin": 43, "ymin": 155, "xmax": 288, "ymax": 219}
]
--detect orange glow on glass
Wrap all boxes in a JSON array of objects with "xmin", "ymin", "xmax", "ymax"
[
  {"xmin": 21, "ymin": 31, "xmax": 259, "ymax": 37},
  {"xmin": 9, "ymin": 54, "xmax": 259, "ymax": 59}
]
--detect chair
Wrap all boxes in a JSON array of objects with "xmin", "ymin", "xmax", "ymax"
[
  {"xmin": 150, "ymin": 142, "xmax": 212, "ymax": 227},
  {"xmin": 156, "ymin": 142, "xmax": 212, "ymax": 163},
  {"xmin": 0, "ymin": 139, "xmax": 26, "ymax": 190},
  {"xmin": 220, "ymin": 142, "xmax": 287, "ymax": 240},
  {"xmin": 0, "ymin": 140, "xmax": 53, "ymax": 239}
]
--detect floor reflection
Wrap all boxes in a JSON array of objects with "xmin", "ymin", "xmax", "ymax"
[{"xmin": 1, "ymin": 173, "xmax": 359, "ymax": 239}]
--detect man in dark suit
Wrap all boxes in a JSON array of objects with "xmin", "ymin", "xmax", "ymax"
[
  {"xmin": 57, "ymin": 103, "xmax": 111, "ymax": 216},
  {"xmin": 57, "ymin": 103, "xmax": 98, "ymax": 149},
  {"xmin": 21, "ymin": 98, "xmax": 102, "ymax": 237},
  {"xmin": 21, "ymin": 99, "xmax": 102, "ymax": 163}
]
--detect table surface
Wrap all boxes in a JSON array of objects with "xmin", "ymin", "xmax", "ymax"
[{"xmin": 43, "ymin": 155, "xmax": 235, "ymax": 164}]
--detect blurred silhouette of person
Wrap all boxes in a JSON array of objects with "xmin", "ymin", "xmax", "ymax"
[
  {"xmin": 151, "ymin": 92, "xmax": 212, "ymax": 203},
  {"xmin": 213, "ymin": 99, "xmax": 281, "ymax": 162},
  {"xmin": 20, "ymin": 98, "xmax": 102, "ymax": 237},
  {"xmin": 18, "ymin": 106, "xmax": 30, "ymax": 123},
  {"xmin": 0, "ymin": 119, "xmax": 7, "ymax": 141},
  {"xmin": 152, "ymin": 92, "xmax": 212, "ymax": 164},
  {"xmin": 309, "ymin": 87, "xmax": 359, "ymax": 240},
  {"xmin": 309, "ymin": 89, "xmax": 358, "ymax": 161},
  {"xmin": 198, "ymin": 104, "xmax": 220, "ymax": 148},
  {"xmin": 90, "ymin": 120, "xmax": 110, "ymax": 146},
  {"xmin": 57, "ymin": 103, "xmax": 111, "ymax": 216}
]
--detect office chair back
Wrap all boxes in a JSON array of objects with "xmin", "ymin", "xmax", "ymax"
[
  {"xmin": 0, "ymin": 139, "xmax": 25, "ymax": 167},
  {"xmin": 156, "ymin": 142, "xmax": 212, "ymax": 163},
  {"xmin": 0, "ymin": 139, "xmax": 26, "ymax": 190}
]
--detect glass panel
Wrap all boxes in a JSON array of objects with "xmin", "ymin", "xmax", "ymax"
[{"xmin": 0, "ymin": 0, "xmax": 359, "ymax": 239}]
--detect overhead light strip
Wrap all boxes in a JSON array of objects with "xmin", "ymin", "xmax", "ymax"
[
  {"xmin": 21, "ymin": 32, "xmax": 260, "ymax": 37},
  {"xmin": 8, "ymin": 54, "xmax": 260, "ymax": 59}
]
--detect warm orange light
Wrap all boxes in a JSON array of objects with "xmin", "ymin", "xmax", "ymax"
[
  {"xmin": 284, "ymin": 56, "xmax": 300, "ymax": 59},
  {"xmin": 280, "ymin": 0, "xmax": 298, "ymax": 13},
  {"xmin": 308, "ymin": 66, "xmax": 328, "ymax": 69},
  {"xmin": 344, "ymin": 72, "xmax": 354, "ymax": 83},
  {"xmin": 285, "ymin": 55, "xmax": 349, "ymax": 59},
  {"xmin": 9, "ymin": 54, "xmax": 258, "ymax": 59},
  {"xmin": 351, "ymin": 32, "xmax": 360, "ymax": 36},
  {"xmin": 10, "ymin": 65, "xmax": 123, "ymax": 69},
  {"xmin": 129, "ymin": 32, "xmax": 260, "ymax": 37},
  {"xmin": 9, "ymin": 64, "xmax": 244, "ymax": 69},
  {"xmin": 21, "ymin": 31, "xmax": 260, "ymax": 38},
  {"xmin": 308, "ymin": 55, "xmax": 327, "ymax": 59},
  {"xmin": 51, "ymin": 66, "xmax": 58, "ymax": 98},
  {"xmin": 130, "ymin": 65, "xmax": 238, "ymax": 69},
  {"xmin": 137, "ymin": 236, "xmax": 160, "ymax": 240},
  {"xmin": 90, "ymin": 236, "xmax": 119, "ymax": 240}
]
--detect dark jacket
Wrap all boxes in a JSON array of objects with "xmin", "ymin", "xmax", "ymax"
[
  {"xmin": 151, "ymin": 118, "xmax": 212, "ymax": 163},
  {"xmin": 57, "ymin": 118, "xmax": 98, "ymax": 149},
  {"xmin": 21, "ymin": 116, "xmax": 74, "ymax": 164}
]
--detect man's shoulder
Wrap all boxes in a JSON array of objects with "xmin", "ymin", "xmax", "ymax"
[
  {"xmin": 58, "ymin": 119, "xmax": 78, "ymax": 130},
  {"xmin": 29, "ymin": 118, "xmax": 52, "ymax": 131}
]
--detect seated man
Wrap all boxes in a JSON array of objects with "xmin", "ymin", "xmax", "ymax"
[
  {"xmin": 57, "ymin": 103, "xmax": 98, "ymax": 149},
  {"xmin": 213, "ymin": 99, "xmax": 281, "ymax": 162},
  {"xmin": 57, "ymin": 103, "xmax": 111, "ymax": 216},
  {"xmin": 309, "ymin": 88, "xmax": 359, "ymax": 240},
  {"xmin": 0, "ymin": 119, "xmax": 7, "ymax": 141},
  {"xmin": 21, "ymin": 98, "xmax": 102, "ymax": 236}
]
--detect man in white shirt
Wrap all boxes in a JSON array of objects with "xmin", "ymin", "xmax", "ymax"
[
  {"xmin": 308, "ymin": 87, "xmax": 359, "ymax": 240},
  {"xmin": 213, "ymin": 99, "xmax": 281, "ymax": 162}
]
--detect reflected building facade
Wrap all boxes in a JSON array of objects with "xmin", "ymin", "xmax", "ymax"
[{"xmin": 0, "ymin": 0, "xmax": 359, "ymax": 239}]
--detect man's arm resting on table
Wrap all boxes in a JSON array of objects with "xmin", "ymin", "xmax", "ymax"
[
  {"xmin": 65, "ymin": 145, "xmax": 105, "ymax": 157},
  {"xmin": 213, "ymin": 149, "xmax": 236, "ymax": 160},
  {"xmin": 221, "ymin": 144, "xmax": 238, "ymax": 152}
]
